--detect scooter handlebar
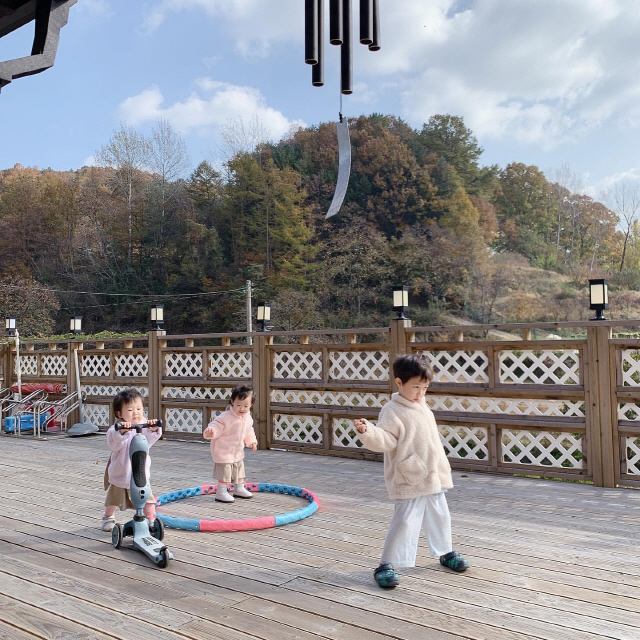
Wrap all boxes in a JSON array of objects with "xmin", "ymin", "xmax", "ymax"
[{"xmin": 115, "ymin": 419, "xmax": 163, "ymax": 433}]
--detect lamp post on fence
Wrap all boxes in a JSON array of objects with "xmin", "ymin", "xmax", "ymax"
[
  {"xmin": 589, "ymin": 279, "xmax": 608, "ymax": 321},
  {"xmin": 256, "ymin": 303, "xmax": 273, "ymax": 332},
  {"xmin": 70, "ymin": 316, "xmax": 82, "ymax": 335},
  {"xmin": 150, "ymin": 305, "xmax": 164, "ymax": 331},
  {"xmin": 393, "ymin": 286, "xmax": 409, "ymax": 320},
  {"xmin": 6, "ymin": 316, "xmax": 20, "ymax": 400}
]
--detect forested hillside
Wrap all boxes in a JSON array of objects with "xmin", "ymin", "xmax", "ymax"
[{"xmin": 0, "ymin": 114, "xmax": 637, "ymax": 337}]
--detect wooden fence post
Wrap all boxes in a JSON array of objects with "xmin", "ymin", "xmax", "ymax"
[
  {"xmin": 585, "ymin": 326, "xmax": 617, "ymax": 488},
  {"xmin": 67, "ymin": 340, "xmax": 81, "ymax": 427},
  {"xmin": 389, "ymin": 319, "xmax": 411, "ymax": 391},
  {"xmin": 253, "ymin": 333, "xmax": 273, "ymax": 450},
  {"xmin": 3, "ymin": 341, "xmax": 12, "ymax": 390},
  {"xmin": 148, "ymin": 330, "xmax": 165, "ymax": 422}
]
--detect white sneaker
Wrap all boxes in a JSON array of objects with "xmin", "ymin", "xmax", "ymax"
[
  {"xmin": 101, "ymin": 516, "xmax": 116, "ymax": 532},
  {"xmin": 233, "ymin": 484, "xmax": 253, "ymax": 499},
  {"xmin": 215, "ymin": 485, "xmax": 235, "ymax": 503}
]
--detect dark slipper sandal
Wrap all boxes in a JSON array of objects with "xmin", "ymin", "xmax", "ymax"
[
  {"xmin": 440, "ymin": 550, "xmax": 470, "ymax": 572},
  {"xmin": 374, "ymin": 563, "xmax": 400, "ymax": 588}
]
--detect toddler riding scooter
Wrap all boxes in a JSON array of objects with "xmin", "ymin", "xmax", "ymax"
[{"xmin": 111, "ymin": 419, "xmax": 173, "ymax": 568}]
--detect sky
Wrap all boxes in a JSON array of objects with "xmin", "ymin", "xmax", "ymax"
[{"xmin": 1, "ymin": 0, "xmax": 640, "ymax": 197}]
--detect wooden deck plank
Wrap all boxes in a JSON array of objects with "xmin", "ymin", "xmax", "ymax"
[{"xmin": 1, "ymin": 434, "xmax": 639, "ymax": 639}]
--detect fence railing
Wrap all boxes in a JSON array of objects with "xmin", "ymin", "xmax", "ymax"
[{"xmin": 7, "ymin": 319, "xmax": 640, "ymax": 488}]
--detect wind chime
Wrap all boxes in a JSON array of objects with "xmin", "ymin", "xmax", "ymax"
[{"xmin": 304, "ymin": 0, "xmax": 381, "ymax": 218}]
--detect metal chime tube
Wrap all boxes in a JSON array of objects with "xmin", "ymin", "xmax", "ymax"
[
  {"xmin": 359, "ymin": 0, "xmax": 373, "ymax": 45},
  {"xmin": 312, "ymin": 0, "xmax": 324, "ymax": 86},
  {"xmin": 305, "ymin": 0, "xmax": 319, "ymax": 65},
  {"xmin": 369, "ymin": 0, "xmax": 380, "ymax": 51},
  {"xmin": 340, "ymin": 0, "xmax": 353, "ymax": 94},
  {"xmin": 330, "ymin": 0, "xmax": 343, "ymax": 45}
]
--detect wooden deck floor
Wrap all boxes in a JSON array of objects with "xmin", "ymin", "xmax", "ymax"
[{"xmin": 1, "ymin": 434, "xmax": 640, "ymax": 640}]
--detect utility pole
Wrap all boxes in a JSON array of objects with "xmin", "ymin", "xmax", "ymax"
[{"xmin": 246, "ymin": 280, "xmax": 253, "ymax": 345}]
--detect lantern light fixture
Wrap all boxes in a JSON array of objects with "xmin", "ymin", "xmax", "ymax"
[
  {"xmin": 5, "ymin": 316, "xmax": 16, "ymax": 337},
  {"xmin": 70, "ymin": 316, "xmax": 82, "ymax": 334},
  {"xmin": 151, "ymin": 304, "xmax": 164, "ymax": 330},
  {"xmin": 589, "ymin": 279, "xmax": 608, "ymax": 321},
  {"xmin": 256, "ymin": 303, "xmax": 272, "ymax": 332},
  {"xmin": 393, "ymin": 286, "xmax": 409, "ymax": 320}
]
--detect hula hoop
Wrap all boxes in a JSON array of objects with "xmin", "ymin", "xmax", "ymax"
[{"xmin": 155, "ymin": 482, "xmax": 318, "ymax": 532}]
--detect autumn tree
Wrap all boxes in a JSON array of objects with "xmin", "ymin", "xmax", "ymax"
[{"xmin": 96, "ymin": 124, "xmax": 150, "ymax": 263}]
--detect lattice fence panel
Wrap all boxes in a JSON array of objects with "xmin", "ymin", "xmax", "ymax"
[
  {"xmin": 164, "ymin": 386, "xmax": 232, "ymax": 400},
  {"xmin": 16, "ymin": 355, "xmax": 38, "ymax": 376},
  {"xmin": 83, "ymin": 404, "xmax": 111, "ymax": 427},
  {"xmin": 619, "ymin": 403, "xmax": 640, "ymax": 421},
  {"xmin": 81, "ymin": 354, "xmax": 111, "ymax": 378},
  {"xmin": 501, "ymin": 429, "xmax": 583, "ymax": 468},
  {"xmin": 273, "ymin": 352, "xmax": 322, "ymax": 379},
  {"xmin": 427, "ymin": 395, "xmax": 585, "ymax": 417},
  {"xmin": 272, "ymin": 414, "xmax": 323, "ymax": 444},
  {"xmin": 208, "ymin": 352, "xmax": 252, "ymax": 378},
  {"xmin": 82, "ymin": 384, "xmax": 148, "ymax": 398},
  {"xmin": 625, "ymin": 437, "xmax": 640, "ymax": 474},
  {"xmin": 329, "ymin": 350, "xmax": 389, "ymax": 381},
  {"xmin": 41, "ymin": 354, "xmax": 67, "ymax": 376},
  {"xmin": 500, "ymin": 350, "xmax": 580, "ymax": 385},
  {"xmin": 417, "ymin": 350, "xmax": 488, "ymax": 383},
  {"xmin": 165, "ymin": 407, "xmax": 202, "ymax": 433},
  {"xmin": 332, "ymin": 418, "xmax": 378, "ymax": 448},
  {"xmin": 164, "ymin": 352, "xmax": 203, "ymax": 378},
  {"xmin": 115, "ymin": 353, "xmax": 148, "ymax": 377},
  {"xmin": 621, "ymin": 349, "xmax": 640, "ymax": 386},
  {"xmin": 271, "ymin": 389, "xmax": 389, "ymax": 408},
  {"xmin": 439, "ymin": 425, "xmax": 489, "ymax": 460},
  {"xmin": 208, "ymin": 408, "xmax": 224, "ymax": 423}
]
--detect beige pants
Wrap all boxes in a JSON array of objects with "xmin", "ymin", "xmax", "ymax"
[
  {"xmin": 214, "ymin": 460, "xmax": 245, "ymax": 483},
  {"xmin": 104, "ymin": 464, "xmax": 155, "ymax": 510}
]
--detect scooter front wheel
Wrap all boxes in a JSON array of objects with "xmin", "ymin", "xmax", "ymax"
[
  {"xmin": 111, "ymin": 523, "xmax": 123, "ymax": 549},
  {"xmin": 150, "ymin": 517, "xmax": 164, "ymax": 541},
  {"xmin": 157, "ymin": 547, "xmax": 170, "ymax": 569}
]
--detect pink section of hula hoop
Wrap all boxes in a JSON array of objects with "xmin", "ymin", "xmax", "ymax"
[
  {"xmin": 200, "ymin": 515, "xmax": 276, "ymax": 532},
  {"xmin": 301, "ymin": 488, "xmax": 319, "ymax": 507}
]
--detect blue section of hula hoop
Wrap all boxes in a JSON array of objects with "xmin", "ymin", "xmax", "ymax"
[
  {"xmin": 155, "ymin": 481, "xmax": 318, "ymax": 531},
  {"xmin": 274, "ymin": 500, "xmax": 318, "ymax": 526},
  {"xmin": 156, "ymin": 514, "xmax": 201, "ymax": 530},
  {"xmin": 156, "ymin": 485, "xmax": 202, "ymax": 506}
]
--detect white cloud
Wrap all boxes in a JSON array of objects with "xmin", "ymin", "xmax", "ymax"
[
  {"xmin": 118, "ymin": 80, "xmax": 305, "ymax": 142},
  {"xmin": 76, "ymin": 0, "xmax": 113, "ymax": 18},
  {"xmin": 143, "ymin": 0, "xmax": 302, "ymax": 57},
  {"xmin": 376, "ymin": 0, "xmax": 640, "ymax": 150},
  {"xmin": 138, "ymin": 0, "xmax": 640, "ymax": 153},
  {"xmin": 585, "ymin": 167, "xmax": 640, "ymax": 198}
]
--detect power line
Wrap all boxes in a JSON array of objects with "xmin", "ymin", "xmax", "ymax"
[{"xmin": 0, "ymin": 283, "xmax": 252, "ymax": 299}]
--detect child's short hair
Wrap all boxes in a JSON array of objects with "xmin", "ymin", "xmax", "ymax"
[
  {"xmin": 231, "ymin": 384, "xmax": 255, "ymax": 405},
  {"xmin": 393, "ymin": 354, "xmax": 433, "ymax": 384},
  {"xmin": 113, "ymin": 388, "xmax": 144, "ymax": 415}
]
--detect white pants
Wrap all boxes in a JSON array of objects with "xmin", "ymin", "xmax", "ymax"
[{"xmin": 380, "ymin": 492, "xmax": 452, "ymax": 568}]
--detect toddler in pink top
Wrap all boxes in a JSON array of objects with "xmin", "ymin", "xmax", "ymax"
[
  {"xmin": 203, "ymin": 384, "xmax": 258, "ymax": 503},
  {"xmin": 101, "ymin": 388, "xmax": 162, "ymax": 532}
]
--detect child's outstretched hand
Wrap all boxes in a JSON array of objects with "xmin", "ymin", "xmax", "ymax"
[
  {"xmin": 147, "ymin": 418, "xmax": 160, "ymax": 432},
  {"xmin": 354, "ymin": 419, "xmax": 367, "ymax": 434}
]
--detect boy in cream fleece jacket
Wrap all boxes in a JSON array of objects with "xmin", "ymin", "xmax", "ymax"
[{"xmin": 354, "ymin": 354, "xmax": 470, "ymax": 588}]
